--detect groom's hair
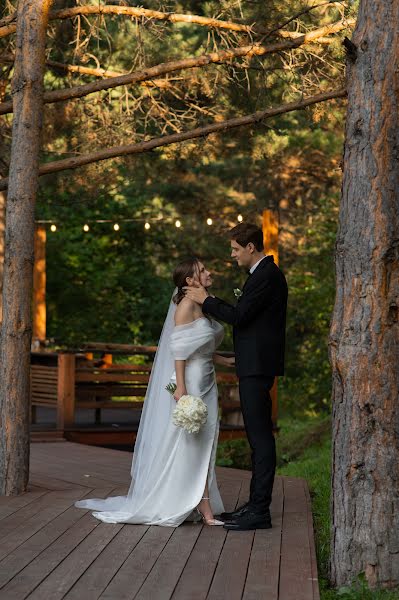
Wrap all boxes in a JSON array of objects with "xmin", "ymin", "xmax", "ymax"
[{"xmin": 229, "ymin": 223, "xmax": 264, "ymax": 251}]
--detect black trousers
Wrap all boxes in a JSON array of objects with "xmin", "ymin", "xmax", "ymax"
[{"xmin": 239, "ymin": 375, "xmax": 276, "ymax": 512}]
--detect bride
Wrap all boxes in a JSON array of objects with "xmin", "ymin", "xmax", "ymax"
[{"xmin": 75, "ymin": 257, "xmax": 234, "ymax": 526}]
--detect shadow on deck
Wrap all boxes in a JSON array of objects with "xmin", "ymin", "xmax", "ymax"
[{"xmin": 0, "ymin": 441, "xmax": 319, "ymax": 600}]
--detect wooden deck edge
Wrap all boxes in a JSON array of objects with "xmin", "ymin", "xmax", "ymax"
[
  {"xmin": 30, "ymin": 430, "xmax": 66, "ymax": 443},
  {"xmin": 303, "ymin": 478, "xmax": 321, "ymax": 600}
]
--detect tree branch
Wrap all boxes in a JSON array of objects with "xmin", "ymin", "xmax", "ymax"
[
  {"xmin": 0, "ymin": 18, "xmax": 354, "ymax": 115},
  {"xmin": 0, "ymin": 87, "xmax": 347, "ymax": 191},
  {"xmin": 265, "ymin": 1, "xmax": 346, "ymax": 39},
  {"xmin": 0, "ymin": 55, "xmax": 176, "ymax": 87},
  {"xmin": 0, "ymin": 5, "xmax": 265, "ymax": 38},
  {"xmin": 0, "ymin": 4, "xmax": 355, "ymax": 39}
]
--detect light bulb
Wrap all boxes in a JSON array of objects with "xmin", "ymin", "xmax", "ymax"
[
  {"xmin": 144, "ymin": 222, "xmax": 151, "ymax": 230},
  {"xmin": 237, "ymin": 214, "xmax": 243, "ymax": 222},
  {"xmin": 113, "ymin": 223, "xmax": 120, "ymax": 231},
  {"xmin": 175, "ymin": 220, "xmax": 181, "ymax": 228},
  {"xmin": 50, "ymin": 224, "xmax": 57, "ymax": 232},
  {"xmin": 206, "ymin": 218, "xmax": 213, "ymax": 226},
  {"xmin": 83, "ymin": 224, "xmax": 89, "ymax": 232}
]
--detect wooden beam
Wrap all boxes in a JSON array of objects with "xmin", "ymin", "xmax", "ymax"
[
  {"xmin": 262, "ymin": 208, "xmax": 280, "ymax": 426},
  {"xmin": 262, "ymin": 208, "xmax": 279, "ymax": 263},
  {"xmin": 33, "ymin": 225, "xmax": 46, "ymax": 341},
  {"xmin": 57, "ymin": 353, "xmax": 75, "ymax": 430}
]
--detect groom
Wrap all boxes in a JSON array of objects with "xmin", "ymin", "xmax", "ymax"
[{"xmin": 184, "ymin": 222, "xmax": 288, "ymax": 530}]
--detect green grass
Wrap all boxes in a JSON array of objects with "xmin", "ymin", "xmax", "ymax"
[
  {"xmin": 217, "ymin": 416, "xmax": 399, "ymax": 599},
  {"xmin": 216, "ymin": 414, "xmax": 331, "ymax": 471}
]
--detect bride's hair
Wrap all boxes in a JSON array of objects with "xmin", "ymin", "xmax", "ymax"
[{"xmin": 172, "ymin": 257, "xmax": 200, "ymax": 304}]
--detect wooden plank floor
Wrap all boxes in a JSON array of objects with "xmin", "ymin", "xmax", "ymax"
[{"xmin": 0, "ymin": 442, "xmax": 319, "ymax": 600}]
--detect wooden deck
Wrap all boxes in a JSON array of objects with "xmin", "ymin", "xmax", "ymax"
[{"xmin": 0, "ymin": 442, "xmax": 319, "ymax": 600}]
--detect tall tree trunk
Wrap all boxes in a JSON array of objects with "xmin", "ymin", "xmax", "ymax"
[
  {"xmin": 329, "ymin": 0, "xmax": 399, "ymax": 589},
  {"xmin": 0, "ymin": 0, "xmax": 52, "ymax": 496},
  {"xmin": 0, "ymin": 191, "xmax": 5, "ymax": 324}
]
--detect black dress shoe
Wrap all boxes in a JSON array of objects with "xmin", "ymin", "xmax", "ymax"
[
  {"xmin": 223, "ymin": 510, "xmax": 272, "ymax": 531},
  {"xmin": 220, "ymin": 502, "xmax": 251, "ymax": 521}
]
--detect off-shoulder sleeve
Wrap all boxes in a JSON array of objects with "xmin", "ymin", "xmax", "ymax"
[{"xmin": 170, "ymin": 321, "xmax": 213, "ymax": 360}]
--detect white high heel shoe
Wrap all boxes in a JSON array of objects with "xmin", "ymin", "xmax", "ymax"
[{"xmin": 196, "ymin": 497, "xmax": 224, "ymax": 526}]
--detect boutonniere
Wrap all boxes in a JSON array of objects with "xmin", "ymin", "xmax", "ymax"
[{"xmin": 233, "ymin": 288, "xmax": 243, "ymax": 299}]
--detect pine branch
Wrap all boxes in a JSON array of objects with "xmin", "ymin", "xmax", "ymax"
[
  {"xmin": 0, "ymin": 18, "xmax": 354, "ymax": 115},
  {"xmin": 0, "ymin": 5, "xmax": 264, "ymax": 37},
  {"xmin": 0, "ymin": 4, "xmax": 355, "ymax": 39},
  {"xmin": 0, "ymin": 87, "xmax": 347, "ymax": 191}
]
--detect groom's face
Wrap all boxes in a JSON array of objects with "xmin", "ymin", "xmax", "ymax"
[{"xmin": 230, "ymin": 239, "xmax": 252, "ymax": 268}]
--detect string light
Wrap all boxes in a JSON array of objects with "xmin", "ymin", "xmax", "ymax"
[{"xmin": 39, "ymin": 215, "xmax": 237, "ymax": 232}]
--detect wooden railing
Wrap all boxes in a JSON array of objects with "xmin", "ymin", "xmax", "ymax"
[{"xmin": 30, "ymin": 347, "xmax": 241, "ymax": 431}]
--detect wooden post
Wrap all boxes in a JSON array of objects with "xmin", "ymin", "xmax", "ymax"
[
  {"xmin": 33, "ymin": 225, "xmax": 46, "ymax": 341},
  {"xmin": 57, "ymin": 353, "xmax": 75, "ymax": 430},
  {"xmin": 100, "ymin": 353, "xmax": 113, "ymax": 368},
  {"xmin": 0, "ymin": 0, "xmax": 53, "ymax": 496},
  {"xmin": 262, "ymin": 208, "xmax": 279, "ymax": 428},
  {"xmin": 262, "ymin": 208, "xmax": 279, "ymax": 263}
]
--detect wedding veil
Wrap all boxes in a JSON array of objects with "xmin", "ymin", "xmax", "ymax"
[{"xmin": 129, "ymin": 289, "xmax": 177, "ymax": 492}]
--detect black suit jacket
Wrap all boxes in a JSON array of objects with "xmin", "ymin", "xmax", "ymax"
[{"xmin": 203, "ymin": 256, "xmax": 288, "ymax": 377}]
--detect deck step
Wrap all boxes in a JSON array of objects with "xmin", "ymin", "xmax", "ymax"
[{"xmin": 30, "ymin": 430, "xmax": 65, "ymax": 443}]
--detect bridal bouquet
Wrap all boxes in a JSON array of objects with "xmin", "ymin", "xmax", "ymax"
[
  {"xmin": 165, "ymin": 384, "xmax": 208, "ymax": 434},
  {"xmin": 173, "ymin": 395, "xmax": 208, "ymax": 434}
]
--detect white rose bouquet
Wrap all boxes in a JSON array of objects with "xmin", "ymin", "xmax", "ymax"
[
  {"xmin": 172, "ymin": 394, "xmax": 208, "ymax": 434},
  {"xmin": 165, "ymin": 383, "xmax": 207, "ymax": 434}
]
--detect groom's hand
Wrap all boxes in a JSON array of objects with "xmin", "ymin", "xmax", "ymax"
[{"xmin": 183, "ymin": 282, "xmax": 209, "ymax": 305}]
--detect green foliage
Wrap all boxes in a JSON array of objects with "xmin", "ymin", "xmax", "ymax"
[
  {"xmin": 1, "ymin": 0, "xmax": 354, "ymax": 410},
  {"xmin": 217, "ymin": 415, "xmax": 331, "ymax": 470},
  {"xmin": 279, "ymin": 194, "xmax": 340, "ymax": 415}
]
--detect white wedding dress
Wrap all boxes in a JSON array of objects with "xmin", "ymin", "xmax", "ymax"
[{"xmin": 75, "ymin": 309, "xmax": 225, "ymax": 527}]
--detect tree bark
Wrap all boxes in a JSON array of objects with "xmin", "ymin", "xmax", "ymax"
[
  {"xmin": 0, "ymin": 192, "xmax": 5, "ymax": 324},
  {"xmin": 329, "ymin": 0, "xmax": 399, "ymax": 589},
  {"xmin": 0, "ymin": 87, "xmax": 346, "ymax": 190},
  {"xmin": 0, "ymin": 0, "xmax": 52, "ymax": 496}
]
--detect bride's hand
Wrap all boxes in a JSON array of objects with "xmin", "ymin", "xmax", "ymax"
[{"xmin": 173, "ymin": 386, "xmax": 187, "ymax": 402}]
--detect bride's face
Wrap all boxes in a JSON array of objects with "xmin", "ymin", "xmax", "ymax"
[{"xmin": 188, "ymin": 261, "xmax": 212, "ymax": 288}]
